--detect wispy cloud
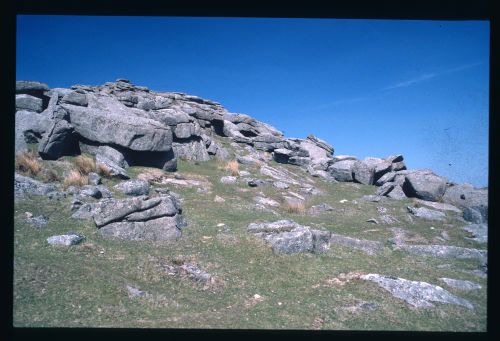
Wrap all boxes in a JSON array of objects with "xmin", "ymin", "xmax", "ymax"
[
  {"xmin": 383, "ymin": 61, "xmax": 484, "ymax": 91},
  {"xmin": 311, "ymin": 96, "xmax": 370, "ymax": 111}
]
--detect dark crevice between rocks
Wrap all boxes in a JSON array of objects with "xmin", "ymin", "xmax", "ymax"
[
  {"xmin": 240, "ymin": 130, "xmax": 258, "ymax": 138},
  {"xmin": 401, "ymin": 178, "xmax": 416, "ymax": 198},
  {"xmin": 212, "ymin": 119, "xmax": 225, "ymax": 136},
  {"xmin": 172, "ymin": 136, "xmax": 203, "ymax": 144},
  {"xmin": 124, "ymin": 149, "xmax": 177, "ymax": 171}
]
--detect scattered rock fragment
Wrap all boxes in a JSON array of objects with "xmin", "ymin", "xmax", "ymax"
[
  {"xmin": 114, "ymin": 179, "xmax": 150, "ymax": 196},
  {"xmin": 439, "ymin": 278, "xmax": 482, "ymax": 291},
  {"xmin": 220, "ymin": 176, "xmax": 238, "ymax": 184},
  {"xmin": 361, "ymin": 274, "xmax": 474, "ymax": 309},
  {"xmin": 47, "ymin": 232, "xmax": 85, "ymax": 246},
  {"xmin": 407, "ymin": 206, "xmax": 446, "ymax": 221},
  {"xmin": 329, "ymin": 234, "xmax": 383, "ymax": 255}
]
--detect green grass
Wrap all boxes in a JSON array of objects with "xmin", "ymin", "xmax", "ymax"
[{"xmin": 13, "ymin": 158, "xmax": 487, "ymax": 330}]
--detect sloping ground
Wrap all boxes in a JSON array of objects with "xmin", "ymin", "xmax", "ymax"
[{"xmin": 14, "ymin": 156, "xmax": 487, "ymax": 330}]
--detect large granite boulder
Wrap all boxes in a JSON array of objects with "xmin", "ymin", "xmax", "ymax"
[
  {"xmin": 403, "ymin": 170, "xmax": 447, "ymax": 202},
  {"xmin": 328, "ymin": 159, "xmax": 356, "ymax": 182},
  {"xmin": 15, "ymin": 110, "xmax": 53, "ymax": 154},
  {"xmin": 15, "ymin": 94, "xmax": 43, "ymax": 113},
  {"xmin": 38, "ymin": 119, "xmax": 78, "ymax": 160},
  {"xmin": 442, "ymin": 183, "xmax": 487, "ymax": 224},
  {"xmin": 77, "ymin": 195, "xmax": 186, "ymax": 241}
]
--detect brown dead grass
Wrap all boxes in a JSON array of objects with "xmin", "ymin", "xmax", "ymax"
[
  {"xmin": 137, "ymin": 168, "xmax": 166, "ymax": 183},
  {"xmin": 96, "ymin": 163, "xmax": 113, "ymax": 178},
  {"xmin": 16, "ymin": 151, "xmax": 42, "ymax": 176},
  {"xmin": 225, "ymin": 160, "xmax": 240, "ymax": 176},
  {"xmin": 283, "ymin": 201, "xmax": 306, "ymax": 214},
  {"xmin": 63, "ymin": 170, "xmax": 88, "ymax": 188},
  {"xmin": 74, "ymin": 155, "xmax": 96, "ymax": 175}
]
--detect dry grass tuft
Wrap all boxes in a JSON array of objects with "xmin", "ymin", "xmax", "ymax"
[
  {"xmin": 16, "ymin": 151, "xmax": 42, "ymax": 176},
  {"xmin": 96, "ymin": 163, "xmax": 113, "ymax": 178},
  {"xmin": 63, "ymin": 170, "xmax": 88, "ymax": 188},
  {"xmin": 225, "ymin": 160, "xmax": 240, "ymax": 176},
  {"xmin": 137, "ymin": 168, "xmax": 166, "ymax": 183},
  {"xmin": 283, "ymin": 201, "xmax": 306, "ymax": 214},
  {"xmin": 74, "ymin": 155, "xmax": 96, "ymax": 175}
]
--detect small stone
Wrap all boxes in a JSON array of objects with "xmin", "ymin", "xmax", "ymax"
[
  {"xmin": 217, "ymin": 223, "xmax": 225, "ymax": 227},
  {"xmin": 339, "ymin": 199, "xmax": 348, "ymax": 203},
  {"xmin": 214, "ymin": 195, "xmax": 225, "ymax": 203},
  {"xmin": 47, "ymin": 233, "xmax": 85, "ymax": 246},
  {"xmin": 253, "ymin": 294, "xmax": 261, "ymax": 299},
  {"xmin": 366, "ymin": 218, "xmax": 378, "ymax": 224},
  {"xmin": 220, "ymin": 176, "xmax": 238, "ymax": 184}
]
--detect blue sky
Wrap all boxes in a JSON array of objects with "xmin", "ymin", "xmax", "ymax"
[{"xmin": 16, "ymin": 16, "xmax": 489, "ymax": 187}]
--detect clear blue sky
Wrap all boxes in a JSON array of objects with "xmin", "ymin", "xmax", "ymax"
[{"xmin": 16, "ymin": 16, "xmax": 489, "ymax": 187}]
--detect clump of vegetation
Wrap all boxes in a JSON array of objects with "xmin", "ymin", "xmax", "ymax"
[
  {"xmin": 283, "ymin": 201, "xmax": 306, "ymax": 214},
  {"xmin": 15, "ymin": 151, "xmax": 42, "ymax": 177},
  {"xmin": 74, "ymin": 155, "xmax": 96, "ymax": 175},
  {"xmin": 96, "ymin": 163, "xmax": 113, "ymax": 178},
  {"xmin": 63, "ymin": 170, "xmax": 88, "ymax": 188},
  {"xmin": 225, "ymin": 160, "xmax": 240, "ymax": 176}
]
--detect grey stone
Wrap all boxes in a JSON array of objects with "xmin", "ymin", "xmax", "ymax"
[
  {"xmin": 64, "ymin": 104, "xmax": 173, "ymax": 152},
  {"xmin": 126, "ymin": 285, "xmax": 146, "ymax": 297},
  {"xmin": 440, "ymin": 278, "xmax": 482, "ymax": 290},
  {"xmin": 15, "ymin": 110, "xmax": 52, "ymax": 153},
  {"xmin": 16, "ymin": 94, "xmax": 43, "ymax": 112},
  {"xmin": 26, "ymin": 215, "xmax": 49, "ymax": 229},
  {"xmin": 308, "ymin": 203, "xmax": 334, "ymax": 215},
  {"xmin": 263, "ymin": 226, "xmax": 314, "ymax": 254},
  {"xmin": 247, "ymin": 220, "xmax": 301, "ymax": 233},
  {"xmin": 79, "ymin": 185, "xmax": 103, "ymax": 199},
  {"xmin": 306, "ymin": 134, "xmax": 334, "ymax": 154},
  {"xmin": 272, "ymin": 181, "xmax": 289, "ymax": 190},
  {"xmin": 95, "ymin": 153, "xmax": 129, "ymax": 179},
  {"xmin": 412, "ymin": 198, "xmax": 462, "ymax": 213},
  {"xmin": 247, "ymin": 178, "xmax": 267, "ymax": 187},
  {"xmin": 391, "ymin": 161, "xmax": 407, "ymax": 172},
  {"xmin": 375, "ymin": 171, "xmax": 397, "ymax": 186},
  {"xmin": 114, "ymin": 179, "xmax": 149, "ymax": 196},
  {"xmin": 288, "ymin": 156, "xmax": 310, "ymax": 167},
  {"xmin": 97, "ymin": 145, "xmax": 128, "ymax": 168},
  {"xmin": 172, "ymin": 140, "xmax": 210, "ymax": 162},
  {"xmin": 311, "ymin": 229, "xmax": 332, "ymax": 253},
  {"xmin": 379, "ymin": 215, "xmax": 398, "ymax": 225},
  {"xmin": 463, "ymin": 207, "xmax": 484, "ymax": 224},
  {"xmin": 99, "ymin": 216, "xmax": 182, "ymax": 241},
  {"xmin": 398, "ymin": 244, "xmax": 486, "ymax": 262},
  {"xmin": 174, "ymin": 122, "xmax": 200, "ymax": 139},
  {"xmin": 330, "ymin": 234, "xmax": 383, "ymax": 255},
  {"xmin": 352, "ymin": 160, "xmax": 375, "ymax": 185},
  {"xmin": 442, "ymin": 183, "xmax": 487, "ymax": 224},
  {"xmin": 403, "ymin": 170, "xmax": 447, "ymax": 202},
  {"xmin": 462, "ymin": 224, "xmax": 487, "ymax": 243},
  {"xmin": 385, "ymin": 154, "xmax": 404, "ymax": 163},
  {"xmin": 237, "ymin": 155, "xmax": 262, "ymax": 166},
  {"xmin": 220, "ymin": 176, "xmax": 238, "ymax": 184},
  {"xmin": 88, "ymin": 172, "xmax": 102, "ymax": 186},
  {"xmin": 376, "ymin": 182, "xmax": 395, "ymax": 196},
  {"xmin": 361, "ymin": 274, "xmax": 473, "ymax": 309},
  {"xmin": 47, "ymin": 233, "xmax": 85, "ymax": 246},
  {"xmin": 61, "ymin": 91, "xmax": 88, "ymax": 106},
  {"xmin": 386, "ymin": 185, "xmax": 407, "ymax": 200},
  {"xmin": 38, "ymin": 119, "xmax": 77, "ymax": 160},
  {"xmin": 328, "ymin": 159, "xmax": 356, "ymax": 182},
  {"xmin": 407, "ymin": 206, "xmax": 446, "ymax": 220},
  {"xmin": 179, "ymin": 263, "xmax": 212, "ymax": 283},
  {"xmin": 254, "ymin": 196, "xmax": 280, "ymax": 207},
  {"xmin": 16, "ymin": 80, "xmax": 49, "ymax": 94},
  {"xmin": 14, "ymin": 173, "xmax": 63, "ymax": 198}
]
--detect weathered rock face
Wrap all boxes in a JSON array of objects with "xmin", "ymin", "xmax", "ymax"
[
  {"xmin": 38, "ymin": 119, "xmax": 78, "ymax": 159},
  {"xmin": 74, "ymin": 194, "xmax": 185, "ymax": 241},
  {"xmin": 16, "ymin": 94, "xmax": 43, "ymax": 113},
  {"xmin": 403, "ymin": 170, "xmax": 447, "ymax": 202},
  {"xmin": 114, "ymin": 179, "xmax": 150, "ymax": 196},
  {"xmin": 328, "ymin": 159, "xmax": 356, "ymax": 182},
  {"xmin": 14, "ymin": 173, "xmax": 64, "ymax": 199},
  {"xmin": 442, "ymin": 183, "xmax": 488, "ymax": 224}
]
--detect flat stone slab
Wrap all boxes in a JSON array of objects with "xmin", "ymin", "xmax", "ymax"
[
  {"xmin": 398, "ymin": 244, "xmax": 486, "ymax": 262},
  {"xmin": 330, "ymin": 233, "xmax": 383, "ymax": 256},
  {"xmin": 440, "ymin": 278, "xmax": 482, "ymax": 290},
  {"xmin": 413, "ymin": 198, "xmax": 462, "ymax": 213},
  {"xmin": 361, "ymin": 273, "xmax": 474, "ymax": 309},
  {"xmin": 407, "ymin": 206, "xmax": 446, "ymax": 221}
]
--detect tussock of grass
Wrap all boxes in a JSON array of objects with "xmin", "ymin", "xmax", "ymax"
[
  {"xmin": 74, "ymin": 155, "xmax": 96, "ymax": 175},
  {"xmin": 96, "ymin": 163, "xmax": 113, "ymax": 178},
  {"xmin": 63, "ymin": 170, "xmax": 88, "ymax": 188},
  {"xmin": 283, "ymin": 201, "xmax": 306, "ymax": 214},
  {"xmin": 16, "ymin": 151, "xmax": 42, "ymax": 177},
  {"xmin": 225, "ymin": 160, "xmax": 240, "ymax": 176}
]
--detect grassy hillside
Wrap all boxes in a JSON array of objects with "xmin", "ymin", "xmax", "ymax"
[{"xmin": 13, "ymin": 157, "xmax": 487, "ymax": 330}]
